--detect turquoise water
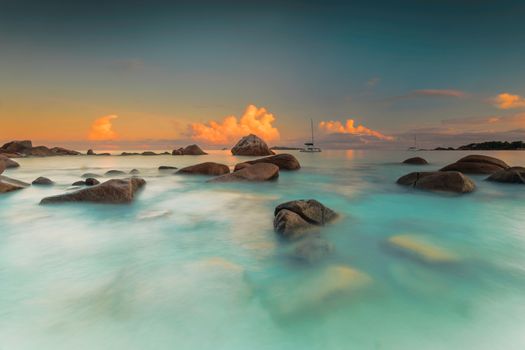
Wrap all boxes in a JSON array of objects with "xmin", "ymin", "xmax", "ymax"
[{"xmin": 1, "ymin": 150, "xmax": 525, "ymax": 349}]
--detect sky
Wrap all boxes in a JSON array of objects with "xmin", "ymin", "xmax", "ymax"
[{"xmin": 1, "ymin": 0, "xmax": 525, "ymax": 150}]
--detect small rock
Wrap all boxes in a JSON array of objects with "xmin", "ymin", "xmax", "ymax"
[
  {"xmin": 129, "ymin": 169, "xmax": 140, "ymax": 174},
  {"xmin": 32, "ymin": 177, "xmax": 54, "ymax": 185},
  {"xmin": 105, "ymin": 170, "xmax": 126, "ymax": 176},
  {"xmin": 85, "ymin": 178, "xmax": 100, "ymax": 186},
  {"xmin": 403, "ymin": 157, "xmax": 428, "ymax": 165},
  {"xmin": 87, "ymin": 149, "xmax": 95, "ymax": 155},
  {"xmin": 159, "ymin": 166, "xmax": 178, "ymax": 171},
  {"xmin": 72, "ymin": 180, "xmax": 86, "ymax": 186},
  {"xmin": 142, "ymin": 151, "xmax": 158, "ymax": 156},
  {"xmin": 486, "ymin": 167, "xmax": 525, "ymax": 184},
  {"xmin": 273, "ymin": 199, "xmax": 338, "ymax": 238},
  {"xmin": 177, "ymin": 162, "xmax": 230, "ymax": 176}
]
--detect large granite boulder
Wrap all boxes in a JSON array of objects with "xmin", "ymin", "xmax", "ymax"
[
  {"xmin": 486, "ymin": 167, "xmax": 525, "ymax": 184},
  {"xmin": 403, "ymin": 157, "xmax": 428, "ymax": 165},
  {"xmin": 0, "ymin": 155, "xmax": 20, "ymax": 169},
  {"xmin": 40, "ymin": 178, "xmax": 146, "ymax": 204},
  {"xmin": 273, "ymin": 199, "xmax": 338, "ymax": 238},
  {"xmin": 32, "ymin": 177, "xmax": 54, "ymax": 185},
  {"xmin": 1, "ymin": 140, "xmax": 32, "ymax": 154},
  {"xmin": 208, "ymin": 163, "xmax": 278, "ymax": 183},
  {"xmin": 0, "ymin": 175, "xmax": 29, "ymax": 193},
  {"xmin": 231, "ymin": 134, "xmax": 274, "ymax": 156},
  {"xmin": 234, "ymin": 153, "xmax": 300, "ymax": 171},
  {"xmin": 177, "ymin": 162, "xmax": 230, "ymax": 176},
  {"xmin": 440, "ymin": 154, "xmax": 509, "ymax": 174},
  {"xmin": 397, "ymin": 171, "xmax": 475, "ymax": 193}
]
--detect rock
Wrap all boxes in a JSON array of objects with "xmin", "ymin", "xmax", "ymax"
[
  {"xmin": 0, "ymin": 175, "xmax": 29, "ymax": 193},
  {"xmin": 87, "ymin": 149, "xmax": 95, "ymax": 155},
  {"xmin": 234, "ymin": 153, "xmax": 300, "ymax": 171},
  {"xmin": 1, "ymin": 140, "xmax": 32, "ymax": 153},
  {"xmin": 274, "ymin": 199, "xmax": 338, "ymax": 238},
  {"xmin": 27, "ymin": 145, "xmax": 54, "ymax": 156},
  {"xmin": 142, "ymin": 151, "xmax": 158, "ymax": 156},
  {"xmin": 159, "ymin": 166, "xmax": 178, "ymax": 171},
  {"xmin": 105, "ymin": 170, "xmax": 126, "ymax": 176},
  {"xmin": 183, "ymin": 144, "xmax": 207, "ymax": 155},
  {"xmin": 292, "ymin": 237, "xmax": 334, "ymax": 263},
  {"xmin": 85, "ymin": 178, "xmax": 100, "ymax": 186},
  {"xmin": 41, "ymin": 178, "xmax": 146, "ymax": 204},
  {"xmin": 397, "ymin": 171, "xmax": 475, "ymax": 193},
  {"xmin": 81, "ymin": 173, "xmax": 101, "ymax": 178},
  {"xmin": 486, "ymin": 167, "xmax": 525, "ymax": 184},
  {"xmin": 0, "ymin": 160, "xmax": 4, "ymax": 175},
  {"xmin": 208, "ymin": 163, "xmax": 278, "ymax": 183},
  {"xmin": 32, "ymin": 177, "xmax": 54, "ymax": 185},
  {"xmin": 171, "ymin": 148, "xmax": 184, "ymax": 155},
  {"xmin": 0, "ymin": 155, "xmax": 20, "ymax": 169},
  {"xmin": 129, "ymin": 169, "xmax": 140, "ymax": 174},
  {"xmin": 231, "ymin": 134, "xmax": 274, "ymax": 156},
  {"xmin": 440, "ymin": 154, "xmax": 509, "ymax": 174},
  {"xmin": 177, "ymin": 162, "xmax": 230, "ymax": 176},
  {"xmin": 403, "ymin": 157, "xmax": 428, "ymax": 165},
  {"xmin": 233, "ymin": 162, "xmax": 251, "ymax": 171},
  {"xmin": 121, "ymin": 152, "xmax": 140, "ymax": 156},
  {"xmin": 49, "ymin": 147, "xmax": 81, "ymax": 156},
  {"xmin": 384, "ymin": 234, "xmax": 459, "ymax": 264},
  {"xmin": 96, "ymin": 153, "xmax": 111, "ymax": 156},
  {"xmin": 72, "ymin": 180, "xmax": 86, "ymax": 186}
]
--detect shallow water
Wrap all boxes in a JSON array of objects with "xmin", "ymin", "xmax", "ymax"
[{"xmin": 1, "ymin": 150, "xmax": 525, "ymax": 350}]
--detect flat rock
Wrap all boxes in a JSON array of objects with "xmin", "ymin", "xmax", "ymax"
[
  {"xmin": 440, "ymin": 154, "xmax": 509, "ymax": 174},
  {"xmin": 208, "ymin": 163, "xmax": 278, "ymax": 182},
  {"xmin": 486, "ymin": 167, "xmax": 525, "ymax": 184},
  {"xmin": 0, "ymin": 155, "xmax": 20, "ymax": 169},
  {"xmin": 234, "ymin": 153, "xmax": 300, "ymax": 171},
  {"xmin": 384, "ymin": 234, "xmax": 459, "ymax": 264},
  {"xmin": 0, "ymin": 175, "xmax": 30, "ymax": 193},
  {"xmin": 177, "ymin": 162, "xmax": 230, "ymax": 176},
  {"xmin": 41, "ymin": 178, "xmax": 146, "ymax": 204},
  {"xmin": 397, "ymin": 171, "xmax": 475, "ymax": 193},
  {"xmin": 105, "ymin": 170, "xmax": 126, "ymax": 176},
  {"xmin": 231, "ymin": 134, "xmax": 274, "ymax": 156},
  {"xmin": 159, "ymin": 166, "xmax": 178, "ymax": 171},
  {"xmin": 32, "ymin": 176, "xmax": 54, "ymax": 185},
  {"xmin": 403, "ymin": 157, "xmax": 428, "ymax": 165}
]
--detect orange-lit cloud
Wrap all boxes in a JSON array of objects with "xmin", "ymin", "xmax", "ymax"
[
  {"xmin": 88, "ymin": 115, "xmax": 118, "ymax": 140},
  {"xmin": 319, "ymin": 119, "xmax": 394, "ymax": 141},
  {"xmin": 411, "ymin": 89, "xmax": 466, "ymax": 98},
  {"xmin": 190, "ymin": 104, "xmax": 280, "ymax": 144},
  {"xmin": 493, "ymin": 93, "xmax": 525, "ymax": 109}
]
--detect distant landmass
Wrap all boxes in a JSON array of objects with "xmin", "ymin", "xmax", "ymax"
[
  {"xmin": 270, "ymin": 146, "xmax": 303, "ymax": 150},
  {"xmin": 435, "ymin": 141, "xmax": 525, "ymax": 151}
]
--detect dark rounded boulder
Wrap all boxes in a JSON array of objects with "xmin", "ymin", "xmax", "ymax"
[
  {"xmin": 32, "ymin": 177, "xmax": 54, "ymax": 185},
  {"xmin": 183, "ymin": 144, "xmax": 207, "ymax": 155},
  {"xmin": 105, "ymin": 170, "xmax": 126, "ymax": 176},
  {"xmin": 208, "ymin": 163, "xmax": 278, "ymax": 182},
  {"xmin": 177, "ymin": 162, "xmax": 230, "ymax": 176},
  {"xmin": 87, "ymin": 149, "xmax": 95, "ymax": 155},
  {"xmin": 129, "ymin": 169, "xmax": 140, "ymax": 175},
  {"xmin": 234, "ymin": 153, "xmax": 300, "ymax": 171},
  {"xmin": 85, "ymin": 178, "xmax": 100, "ymax": 186},
  {"xmin": 440, "ymin": 154, "xmax": 509, "ymax": 174},
  {"xmin": 397, "ymin": 171, "xmax": 475, "ymax": 193},
  {"xmin": 159, "ymin": 166, "xmax": 178, "ymax": 171},
  {"xmin": 41, "ymin": 177, "xmax": 146, "ymax": 204},
  {"xmin": 273, "ymin": 199, "xmax": 338, "ymax": 238},
  {"xmin": 231, "ymin": 134, "xmax": 274, "ymax": 156},
  {"xmin": 403, "ymin": 157, "xmax": 428, "ymax": 165},
  {"xmin": 486, "ymin": 167, "xmax": 525, "ymax": 184}
]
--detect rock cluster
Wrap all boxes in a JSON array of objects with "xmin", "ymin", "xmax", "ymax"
[{"xmin": 1, "ymin": 140, "xmax": 80, "ymax": 157}]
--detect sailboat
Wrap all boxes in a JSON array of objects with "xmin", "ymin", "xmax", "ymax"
[
  {"xmin": 407, "ymin": 135, "xmax": 419, "ymax": 151},
  {"xmin": 300, "ymin": 119, "xmax": 322, "ymax": 152}
]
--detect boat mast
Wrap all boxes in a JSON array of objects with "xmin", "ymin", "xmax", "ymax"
[{"xmin": 311, "ymin": 119, "xmax": 314, "ymax": 144}]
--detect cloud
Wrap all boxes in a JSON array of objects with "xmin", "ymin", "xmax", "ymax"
[
  {"xmin": 88, "ymin": 115, "xmax": 118, "ymax": 140},
  {"xmin": 319, "ymin": 119, "xmax": 394, "ymax": 141},
  {"xmin": 441, "ymin": 113, "xmax": 525, "ymax": 132},
  {"xmin": 408, "ymin": 89, "xmax": 466, "ymax": 98},
  {"xmin": 366, "ymin": 77, "xmax": 380, "ymax": 87},
  {"xmin": 190, "ymin": 104, "xmax": 280, "ymax": 145},
  {"xmin": 493, "ymin": 93, "xmax": 525, "ymax": 109}
]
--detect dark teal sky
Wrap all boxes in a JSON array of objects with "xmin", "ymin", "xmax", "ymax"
[{"xmin": 1, "ymin": 0, "xmax": 525, "ymax": 148}]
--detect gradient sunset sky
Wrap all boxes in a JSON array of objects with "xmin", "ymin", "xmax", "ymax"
[{"xmin": 1, "ymin": 0, "xmax": 525, "ymax": 149}]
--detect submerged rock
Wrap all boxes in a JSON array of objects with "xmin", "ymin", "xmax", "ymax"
[
  {"xmin": 72, "ymin": 180, "xmax": 86, "ymax": 186},
  {"xmin": 41, "ymin": 178, "xmax": 146, "ymax": 204},
  {"xmin": 121, "ymin": 152, "xmax": 140, "ymax": 156},
  {"xmin": 0, "ymin": 175, "xmax": 29, "ymax": 193},
  {"xmin": 159, "ymin": 166, "xmax": 178, "ymax": 171},
  {"xmin": 129, "ymin": 169, "xmax": 140, "ymax": 175},
  {"xmin": 142, "ymin": 151, "xmax": 158, "ymax": 156},
  {"xmin": 208, "ymin": 163, "xmax": 278, "ymax": 182},
  {"xmin": 234, "ymin": 153, "xmax": 300, "ymax": 171},
  {"xmin": 440, "ymin": 154, "xmax": 509, "ymax": 174},
  {"xmin": 397, "ymin": 171, "xmax": 475, "ymax": 193},
  {"xmin": 81, "ymin": 173, "xmax": 101, "ymax": 178},
  {"xmin": 292, "ymin": 237, "xmax": 334, "ymax": 263},
  {"xmin": 384, "ymin": 234, "xmax": 459, "ymax": 264},
  {"xmin": 486, "ymin": 167, "xmax": 525, "ymax": 184},
  {"xmin": 274, "ymin": 199, "xmax": 338, "ymax": 238},
  {"xmin": 105, "ymin": 170, "xmax": 126, "ymax": 176},
  {"xmin": 402, "ymin": 157, "xmax": 428, "ymax": 165},
  {"xmin": 85, "ymin": 178, "xmax": 100, "ymax": 186},
  {"xmin": 32, "ymin": 176, "xmax": 54, "ymax": 185},
  {"xmin": 231, "ymin": 134, "xmax": 274, "ymax": 156},
  {"xmin": 177, "ymin": 162, "xmax": 230, "ymax": 176}
]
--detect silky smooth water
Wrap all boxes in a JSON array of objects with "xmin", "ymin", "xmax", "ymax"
[{"xmin": 1, "ymin": 150, "xmax": 524, "ymax": 350}]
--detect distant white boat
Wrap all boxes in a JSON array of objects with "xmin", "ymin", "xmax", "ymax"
[
  {"xmin": 407, "ymin": 135, "xmax": 421, "ymax": 151},
  {"xmin": 300, "ymin": 119, "xmax": 322, "ymax": 153}
]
